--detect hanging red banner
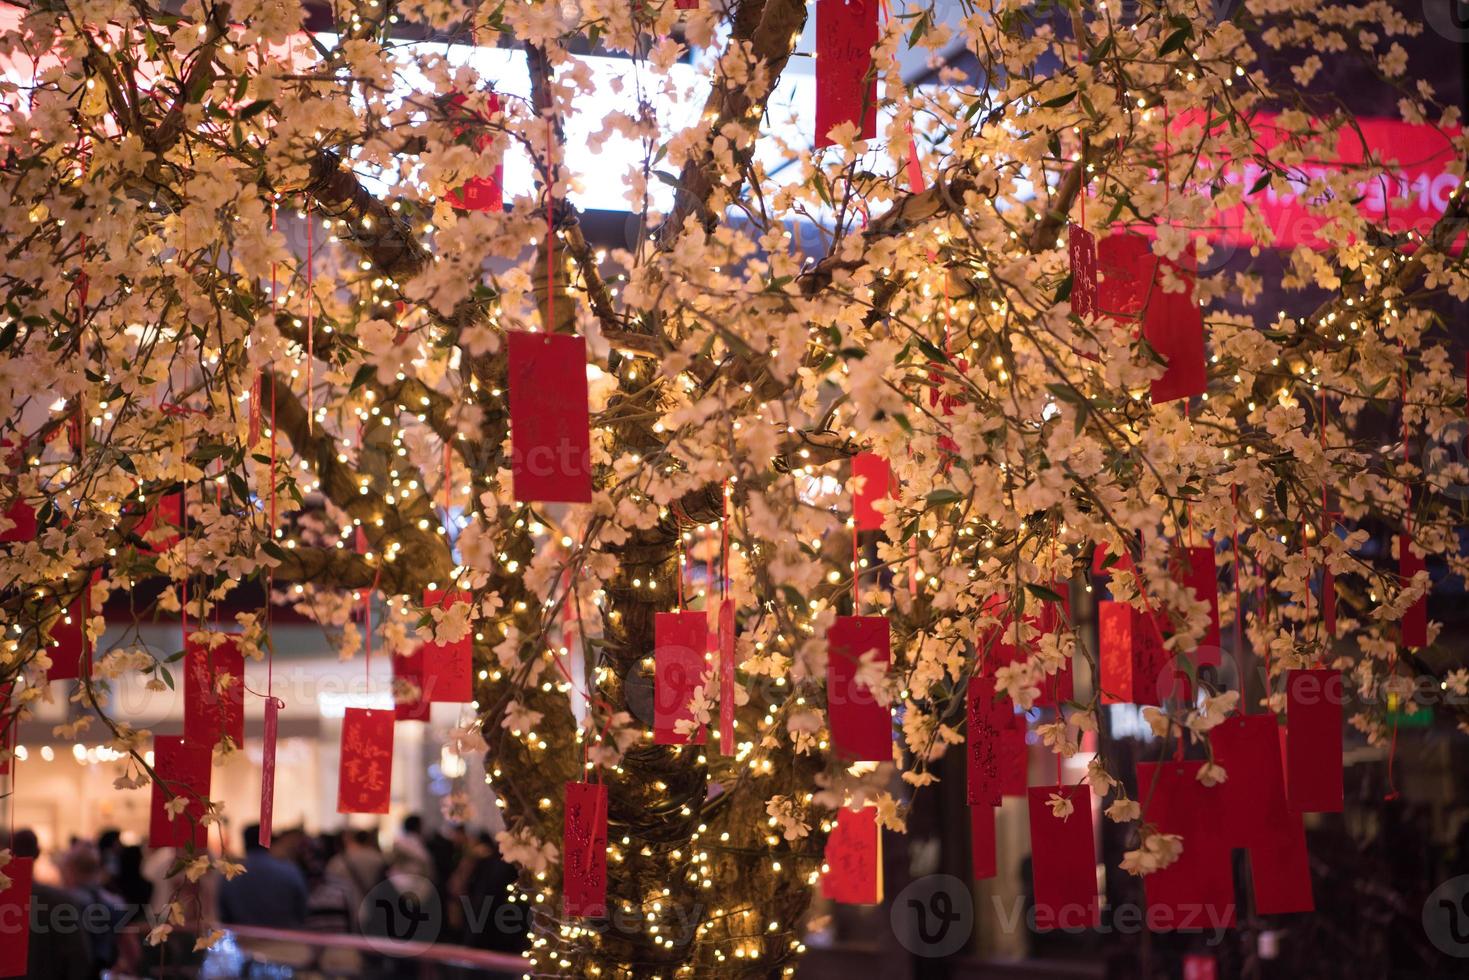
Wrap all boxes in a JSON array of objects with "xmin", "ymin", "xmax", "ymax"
[
  {"xmin": 259, "ymin": 697, "xmax": 280, "ymax": 849},
  {"xmin": 1399, "ymin": 534, "xmax": 1428, "ymax": 647},
  {"xmin": 134, "ymin": 492, "xmax": 182, "ymax": 553},
  {"xmin": 717, "ymin": 599, "xmax": 736, "ymax": 752},
  {"xmin": 447, "ymin": 91, "xmax": 504, "ymax": 213},
  {"xmin": 421, "ymin": 589, "xmax": 474, "ymax": 703},
  {"xmin": 826, "ymin": 615, "xmax": 891, "ymax": 762},
  {"xmin": 183, "ymin": 636, "xmax": 246, "ymax": 748},
  {"xmin": 148, "ymin": 735, "xmax": 212, "ymax": 849},
  {"xmin": 562, "ymin": 780, "xmax": 609, "ymax": 917},
  {"xmin": 1285, "ymin": 668, "xmax": 1344, "ymax": 813},
  {"xmin": 1178, "ymin": 545, "xmax": 1222, "ymax": 664},
  {"xmin": 392, "ymin": 645, "xmax": 431, "ymax": 721},
  {"xmin": 821, "ymin": 806, "xmax": 881, "ymax": 904},
  {"xmin": 1096, "ymin": 233, "xmax": 1153, "ymax": 320},
  {"xmin": 1034, "ymin": 583, "xmax": 1074, "ymax": 707},
  {"xmin": 507, "ymin": 332, "xmax": 593, "ymax": 503},
  {"xmin": 814, "ymin": 0, "xmax": 879, "ymax": 149},
  {"xmin": 851, "ymin": 452, "xmax": 893, "ymax": 531},
  {"xmin": 1068, "ymin": 225, "xmax": 1098, "ymax": 320},
  {"xmin": 1248, "ymin": 809, "xmax": 1314, "ymax": 914},
  {"xmin": 1027, "ymin": 785, "xmax": 1098, "ymax": 929},
  {"xmin": 1000, "ymin": 724, "xmax": 1029, "ymax": 797},
  {"xmin": 967, "ymin": 675, "xmax": 1009, "ymax": 806},
  {"xmin": 1097, "ymin": 601, "xmax": 1175, "ymax": 706},
  {"xmin": 0, "ymin": 856, "xmax": 34, "ymax": 977},
  {"xmin": 971, "ymin": 804, "xmax": 997, "ymax": 880},
  {"xmin": 1142, "ymin": 251, "xmax": 1207, "ymax": 404},
  {"xmin": 653, "ymin": 610, "xmax": 709, "ymax": 745},
  {"xmin": 338, "ymin": 707, "xmax": 394, "ymax": 815},
  {"xmin": 1136, "ymin": 761, "xmax": 1236, "ymax": 930}
]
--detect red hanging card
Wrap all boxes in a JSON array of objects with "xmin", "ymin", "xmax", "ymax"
[
  {"xmin": 814, "ymin": 0, "xmax": 879, "ymax": 149},
  {"xmin": 971, "ymin": 805, "xmax": 997, "ymax": 880},
  {"xmin": 675, "ymin": 0, "xmax": 699, "ymax": 7},
  {"xmin": 1096, "ymin": 233, "xmax": 1153, "ymax": 320},
  {"xmin": 1183, "ymin": 954, "xmax": 1218, "ymax": 980},
  {"xmin": 653, "ymin": 611, "xmax": 709, "ymax": 745},
  {"xmin": 1248, "ymin": 809, "xmax": 1314, "ymax": 914},
  {"xmin": 1142, "ymin": 252, "xmax": 1207, "ymax": 404},
  {"xmin": 1027, "ymin": 785, "xmax": 1098, "ymax": 929},
  {"xmin": 1136, "ymin": 761, "xmax": 1236, "ymax": 930},
  {"xmin": 967, "ymin": 675, "xmax": 1009, "ymax": 806},
  {"xmin": 851, "ymin": 452, "xmax": 893, "ymax": 531},
  {"xmin": 1399, "ymin": 534, "xmax": 1427, "ymax": 648},
  {"xmin": 0, "ymin": 498, "xmax": 35, "ymax": 544},
  {"xmin": 338, "ymin": 707, "xmax": 394, "ymax": 815},
  {"xmin": 1322, "ymin": 567, "xmax": 1337, "ymax": 638},
  {"xmin": 717, "ymin": 599, "xmax": 736, "ymax": 752},
  {"xmin": 134, "ymin": 492, "xmax": 182, "ymax": 553},
  {"xmin": 821, "ymin": 807, "xmax": 881, "ymax": 904},
  {"xmin": 1179, "ymin": 545, "xmax": 1222, "ymax": 664},
  {"xmin": 183, "ymin": 636, "xmax": 245, "ymax": 748},
  {"xmin": 562, "ymin": 780, "xmax": 609, "ymax": 917},
  {"xmin": 1000, "ymin": 724, "xmax": 1028, "ymax": 796},
  {"xmin": 259, "ymin": 697, "xmax": 280, "ymax": 849},
  {"xmin": 1210, "ymin": 714, "xmax": 1286, "ymax": 850},
  {"xmin": 905, "ymin": 138, "xmax": 925, "ymax": 193},
  {"xmin": 826, "ymin": 615, "xmax": 891, "ymax": 762},
  {"xmin": 507, "ymin": 332, "xmax": 592, "ymax": 503},
  {"xmin": 421, "ymin": 589, "xmax": 474, "ymax": 703},
  {"xmin": 1098, "ymin": 602, "xmax": 1175, "ymax": 707},
  {"xmin": 392, "ymin": 645, "xmax": 431, "ymax": 721},
  {"xmin": 0, "ymin": 856, "xmax": 33, "ymax": 977},
  {"xmin": 1068, "ymin": 225, "xmax": 1099, "ymax": 320},
  {"xmin": 149, "ymin": 735, "xmax": 212, "ymax": 849},
  {"xmin": 446, "ymin": 92, "xmax": 504, "ymax": 213},
  {"xmin": 45, "ymin": 599, "xmax": 86, "ymax": 681},
  {"xmin": 1034, "ymin": 584, "xmax": 1074, "ymax": 707},
  {"xmin": 1285, "ymin": 668, "xmax": 1343, "ymax": 813}
]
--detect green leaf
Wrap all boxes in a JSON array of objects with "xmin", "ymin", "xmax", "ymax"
[
  {"xmin": 1158, "ymin": 27, "xmax": 1192, "ymax": 56},
  {"xmin": 1054, "ymin": 273, "xmax": 1074, "ymax": 304},
  {"xmin": 0, "ymin": 318, "xmax": 17, "ymax": 352},
  {"xmin": 925, "ymin": 489, "xmax": 963, "ymax": 508},
  {"xmin": 1025, "ymin": 583, "xmax": 1067, "ymax": 604},
  {"xmin": 348, "ymin": 364, "xmax": 375, "ymax": 392},
  {"xmin": 1040, "ymin": 90, "xmax": 1077, "ymax": 109}
]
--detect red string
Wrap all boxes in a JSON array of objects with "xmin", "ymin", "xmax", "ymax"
[
  {"xmin": 1231, "ymin": 485, "xmax": 1247, "ymax": 712},
  {"xmin": 546, "ymin": 117, "xmax": 555, "ymax": 331}
]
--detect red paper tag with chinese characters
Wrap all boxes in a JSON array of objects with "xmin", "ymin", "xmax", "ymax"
[
  {"xmin": 259, "ymin": 697, "xmax": 280, "ymax": 849},
  {"xmin": 1068, "ymin": 225, "xmax": 1098, "ymax": 320},
  {"xmin": 447, "ymin": 92, "xmax": 504, "ymax": 213},
  {"xmin": 149, "ymin": 735, "xmax": 212, "ymax": 849},
  {"xmin": 1096, "ymin": 233, "xmax": 1153, "ymax": 320},
  {"xmin": 967, "ymin": 675, "xmax": 1008, "ymax": 806},
  {"xmin": 1399, "ymin": 534, "xmax": 1427, "ymax": 647},
  {"xmin": 1179, "ymin": 545, "xmax": 1222, "ymax": 664},
  {"xmin": 971, "ymin": 805, "xmax": 997, "ymax": 880},
  {"xmin": 184, "ymin": 636, "xmax": 245, "ymax": 748},
  {"xmin": 562, "ymin": 781, "xmax": 608, "ymax": 917},
  {"xmin": 1098, "ymin": 601, "xmax": 1175, "ymax": 706},
  {"xmin": 851, "ymin": 452, "xmax": 893, "ymax": 530},
  {"xmin": 507, "ymin": 332, "xmax": 592, "ymax": 503},
  {"xmin": 814, "ymin": 0, "xmax": 878, "ymax": 149},
  {"xmin": 1001, "ymin": 724, "xmax": 1028, "ymax": 797},
  {"xmin": 393, "ymin": 645, "xmax": 431, "ymax": 721},
  {"xmin": 821, "ymin": 806, "xmax": 881, "ymax": 904},
  {"xmin": 1285, "ymin": 668, "xmax": 1343, "ymax": 813},
  {"xmin": 717, "ymin": 599, "xmax": 736, "ymax": 752},
  {"xmin": 1143, "ymin": 252, "xmax": 1207, "ymax": 404},
  {"xmin": 653, "ymin": 611, "xmax": 709, "ymax": 745},
  {"xmin": 421, "ymin": 589, "xmax": 474, "ymax": 703},
  {"xmin": 338, "ymin": 708, "xmax": 394, "ymax": 815},
  {"xmin": 826, "ymin": 615, "xmax": 891, "ymax": 762},
  {"xmin": 1027, "ymin": 785, "xmax": 1098, "ymax": 929},
  {"xmin": 1135, "ymin": 761, "xmax": 1236, "ymax": 930},
  {"xmin": 0, "ymin": 856, "xmax": 34, "ymax": 976}
]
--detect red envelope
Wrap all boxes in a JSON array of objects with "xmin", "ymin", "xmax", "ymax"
[
  {"xmin": 814, "ymin": 0, "xmax": 878, "ymax": 149},
  {"xmin": 717, "ymin": 599, "xmax": 736, "ymax": 752},
  {"xmin": 446, "ymin": 91, "xmax": 504, "ymax": 213},
  {"xmin": 653, "ymin": 611, "xmax": 709, "ymax": 745},
  {"xmin": 183, "ymin": 636, "xmax": 245, "ymax": 748},
  {"xmin": 507, "ymin": 332, "xmax": 592, "ymax": 503},
  {"xmin": 1136, "ymin": 761, "xmax": 1236, "ymax": 930},
  {"xmin": 1399, "ymin": 534, "xmax": 1427, "ymax": 647},
  {"xmin": 259, "ymin": 698, "xmax": 280, "ymax": 849},
  {"xmin": 149, "ymin": 735, "xmax": 212, "ymax": 849},
  {"xmin": 967, "ymin": 675, "xmax": 1010, "ymax": 806},
  {"xmin": 1143, "ymin": 253, "xmax": 1207, "ymax": 404},
  {"xmin": 392, "ymin": 645, "xmax": 431, "ymax": 722},
  {"xmin": 1068, "ymin": 225, "xmax": 1099, "ymax": 319},
  {"xmin": 1096, "ymin": 233, "xmax": 1153, "ymax": 320},
  {"xmin": 851, "ymin": 452, "xmax": 893, "ymax": 530},
  {"xmin": 562, "ymin": 781, "xmax": 608, "ymax": 917},
  {"xmin": 1000, "ymin": 725, "xmax": 1028, "ymax": 797},
  {"xmin": 1285, "ymin": 669, "xmax": 1343, "ymax": 813},
  {"xmin": 821, "ymin": 807, "xmax": 881, "ymax": 904},
  {"xmin": 420, "ymin": 589, "xmax": 474, "ymax": 703},
  {"xmin": 1027, "ymin": 785, "xmax": 1098, "ymax": 929},
  {"xmin": 0, "ymin": 856, "xmax": 34, "ymax": 976},
  {"xmin": 1177, "ymin": 545, "xmax": 1222, "ymax": 664},
  {"xmin": 338, "ymin": 708, "xmax": 394, "ymax": 815},
  {"xmin": 971, "ymin": 805, "xmax": 997, "ymax": 880},
  {"xmin": 826, "ymin": 615, "xmax": 891, "ymax": 762}
]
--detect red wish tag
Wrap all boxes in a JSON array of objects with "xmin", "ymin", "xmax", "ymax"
[
  {"xmin": 392, "ymin": 645, "xmax": 431, "ymax": 721},
  {"xmin": 1178, "ymin": 545, "xmax": 1222, "ymax": 664},
  {"xmin": 338, "ymin": 708, "xmax": 394, "ymax": 815},
  {"xmin": 134, "ymin": 492, "xmax": 182, "ymax": 553},
  {"xmin": 653, "ymin": 611, "xmax": 709, "ymax": 745},
  {"xmin": 1098, "ymin": 602, "xmax": 1175, "ymax": 707},
  {"xmin": 1285, "ymin": 668, "xmax": 1343, "ymax": 813},
  {"xmin": 821, "ymin": 807, "xmax": 881, "ymax": 904},
  {"xmin": 1034, "ymin": 584, "xmax": 1074, "ymax": 707},
  {"xmin": 1027, "ymin": 785, "xmax": 1098, "ymax": 929},
  {"xmin": 44, "ymin": 599, "xmax": 86, "ymax": 681},
  {"xmin": 259, "ymin": 698, "xmax": 280, "ymax": 849},
  {"xmin": 446, "ymin": 92, "xmax": 504, "ymax": 213},
  {"xmin": 1398, "ymin": 534, "xmax": 1427, "ymax": 648},
  {"xmin": 0, "ymin": 856, "xmax": 34, "ymax": 977},
  {"xmin": 0, "ymin": 498, "xmax": 35, "ymax": 544},
  {"xmin": 184, "ymin": 636, "xmax": 245, "ymax": 748},
  {"xmin": 1000, "ymin": 724, "xmax": 1029, "ymax": 797},
  {"xmin": 1248, "ymin": 809, "xmax": 1314, "ymax": 914},
  {"xmin": 149, "ymin": 735, "xmax": 212, "ymax": 849},
  {"xmin": 967, "ymin": 675, "xmax": 1009, "ymax": 806},
  {"xmin": 717, "ymin": 599, "xmax": 736, "ymax": 752},
  {"xmin": 1096, "ymin": 233, "xmax": 1153, "ymax": 320},
  {"xmin": 1068, "ymin": 225, "xmax": 1099, "ymax": 320},
  {"xmin": 507, "ymin": 332, "xmax": 592, "ymax": 503},
  {"xmin": 1136, "ymin": 761, "xmax": 1236, "ymax": 930},
  {"xmin": 814, "ymin": 0, "xmax": 879, "ymax": 149},
  {"xmin": 851, "ymin": 452, "xmax": 893, "ymax": 530},
  {"xmin": 1210, "ymin": 714, "xmax": 1286, "ymax": 850},
  {"xmin": 971, "ymin": 804, "xmax": 997, "ymax": 880},
  {"xmin": 1142, "ymin": 251, "xmax": 1207, "ymax": 404},
  {"xmin": 421, "ymin": 589, "xmax": 474, "ymax": 703},
  {"xmin": 562, "ymin": 781, "xmax": 609, "ymax": 917},
  {"xmin": 826, "ymin": 615, "xmax": 891, "ymax": 762}
]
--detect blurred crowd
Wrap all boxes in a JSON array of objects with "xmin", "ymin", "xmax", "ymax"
[{"xmin": 0, "ymin": 815, "xmax": 528, "ymax": 979}]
